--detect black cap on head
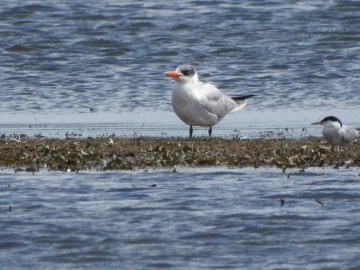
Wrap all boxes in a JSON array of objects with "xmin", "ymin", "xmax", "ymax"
[{"xmin": 321, "ymin": 116, "xmax": 342, "ymax": 127}]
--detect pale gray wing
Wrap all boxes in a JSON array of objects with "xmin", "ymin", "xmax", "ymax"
[
  {"xmin": 341, "ymin": 126, "xmax": 359, "ymax": 143},
  {"xmin": 198, "ymin": 83, "xmax": 237, "ymax": 120}
]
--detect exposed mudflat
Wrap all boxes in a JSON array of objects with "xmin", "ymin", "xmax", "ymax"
[{"xmin": 2, "ymin": 136, "xmax": 359, "ymax": 171}]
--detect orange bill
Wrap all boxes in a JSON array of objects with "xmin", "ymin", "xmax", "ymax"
[{"xmin": 164, "ymin": 70, "xmax": 181, "ymax": 78}]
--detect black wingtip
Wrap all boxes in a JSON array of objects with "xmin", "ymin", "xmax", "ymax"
[{"xmin": 231, "ymin": 94, "xmax": 255, "ymax": 101}]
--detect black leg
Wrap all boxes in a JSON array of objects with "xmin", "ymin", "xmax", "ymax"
[
  {"xmin": 189, "ymin": 125, "xmax": 193, "ymax": 138},
  {"xmin": 208, "ymin": 126, "xmax": 212, "ymax": 137}
]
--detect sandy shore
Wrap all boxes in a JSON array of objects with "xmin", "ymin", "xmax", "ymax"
[{"xmin": 1, "ymin": 136, "xmax": 359, "ymax": 171}]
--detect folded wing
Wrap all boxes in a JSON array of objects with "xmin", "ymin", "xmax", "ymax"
[{"xmin": 199, "ymin": 83, "xmax": 254, "ymax": 120}]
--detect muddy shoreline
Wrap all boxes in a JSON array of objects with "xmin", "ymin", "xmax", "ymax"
[{"xmin": 1, "ymin": 136, "xmax": 359, "ymax": 172}]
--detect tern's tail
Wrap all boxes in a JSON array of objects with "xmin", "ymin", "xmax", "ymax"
[{"xmin": 230, "ymin": 95, "xmax": 255, "ymax": 112}]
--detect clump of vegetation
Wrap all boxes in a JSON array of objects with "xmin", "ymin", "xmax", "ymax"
[{"xmin": 0, "ymin": 136, "xmax": 359, "ymax": 171}]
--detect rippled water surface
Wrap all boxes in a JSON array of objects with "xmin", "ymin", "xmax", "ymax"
[
  {"xmin": 0, "ymin": 0, "xmax": 359, "ymax": 129},
  {"xmin": 1, "ymin": 167, "xmax": 360, "ymax": 269},
  {"xmin": 1, "ymin": 2, "xmax": 360, "ymax": 269}
]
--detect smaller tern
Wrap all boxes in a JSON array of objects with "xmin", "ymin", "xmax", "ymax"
[
  {"xmin": 312, "ymin": 116, "xmax": 359, "ymax": 146},
  {"xmin": 164, "ymin": 64, "xmax": 254, "ymax": 138}
]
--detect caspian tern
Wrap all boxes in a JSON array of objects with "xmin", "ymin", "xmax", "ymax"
[
  {"xmin": 164, "ymin": 64, "xmax": 254, "ymax": 138},
  {"xmin": 312, "ymin": 116, "xmax": 359, "ymax": 146}
]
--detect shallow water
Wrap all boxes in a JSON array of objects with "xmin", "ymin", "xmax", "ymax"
[
  {"xmin": 0, "ymin": 0, "xmax": 359, "ymax": 136},
  {"xmin": 1, "ymin": 2, "xmax": 360, "ymax": 268},
  {"xmin": 1, "ymin": 167, "xmax": 360, "ymax": 269}
]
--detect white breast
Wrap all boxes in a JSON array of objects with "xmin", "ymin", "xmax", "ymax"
[
  {"xmin": 322, "ymin": 126, "xmax": 343, "ymax": 145},
  {"xmin": 172, "ymin": 82, "xmax": 220, "ymax": 127}
]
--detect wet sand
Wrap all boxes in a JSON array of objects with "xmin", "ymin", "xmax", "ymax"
[{"xmin": 1, "ymin": 136, "xmax": 359, "ymax": 171}]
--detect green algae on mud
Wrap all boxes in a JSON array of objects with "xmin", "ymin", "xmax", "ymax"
[{"xmin": 0, "ymin": 136, "xmax": 359, "ymax": 171}]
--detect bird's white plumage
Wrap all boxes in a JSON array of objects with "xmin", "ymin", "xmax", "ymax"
[
  {"xmin": 313, "ymin": 116, "xmax": 359, "ymax": 146},
  {"xmin": 172, "ymin": 79, "xmax": 246, "ymax": 127},
  {"xmin": 167, "ymin": 65, "xmax": 248, "ymax": 127}
]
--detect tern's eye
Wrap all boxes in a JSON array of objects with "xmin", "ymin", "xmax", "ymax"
[
  {"xmin": 178, "ymin": 65, "xmax": 196, "ymax": 76},
  {"xmin": 181, "ymin": 69, "xmax": 191, "ymax": 76}
]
